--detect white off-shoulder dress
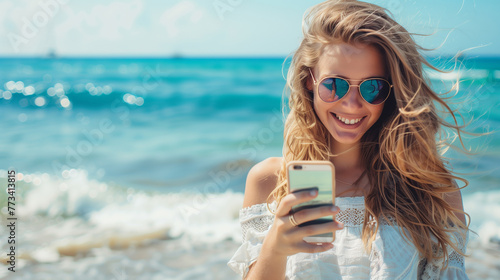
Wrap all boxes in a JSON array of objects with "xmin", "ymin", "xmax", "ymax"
[{"xmin": 227, "ymin": 196, "xmax": 468, "ymax": 280}]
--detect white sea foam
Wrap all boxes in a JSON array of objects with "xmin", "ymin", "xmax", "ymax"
[
  {"xmin": 0, "ymin": 169, "xmax": 244, "ymax": 252},
  {"xmin": 463, "ymin": 191, "xmax": 500, "ymax": 245},
  {"xmin": 0, "ymin": 169, "xmax": 246, "ymax": 279}
]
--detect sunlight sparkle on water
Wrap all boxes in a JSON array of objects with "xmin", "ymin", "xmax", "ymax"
[
  {"xmin": 3, "ymin": 91, "xmax": 12, "ymax": 100},
  {"xmin": 60, "ymin": 97, "xmax": 71, "ymax": 108},
  {"xmin": 35, "ymin": 96, "xmax": 46, "ymax": 107},
  {"xmin": 24, "ymin": 85, "xmax": 35, "ymax": 95}
]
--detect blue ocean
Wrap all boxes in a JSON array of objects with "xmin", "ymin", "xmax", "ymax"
[{"xmin": 0, "ymin": 57, "xmax": 499, "ymax": 279}]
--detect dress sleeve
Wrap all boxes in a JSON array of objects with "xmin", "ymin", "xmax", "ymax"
[
  {"xmin": 227, "ymin": 202, "xmax": 275, "ymax": 278},
  {"xmin": 420, "ymin": 229, "xmax": 469, "ymax": 280}
]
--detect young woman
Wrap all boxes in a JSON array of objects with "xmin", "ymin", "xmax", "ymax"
[{"xmin": 228, "ymin": 0, "xmax": 470, "ymax": 279}]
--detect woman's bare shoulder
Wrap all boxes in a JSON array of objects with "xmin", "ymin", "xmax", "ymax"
[
  {"xmin": 444, "ymin": 180, "xmax": 466, "ymax": 224},
  {"xmin": 243, "ymin": 157, "xmax": 283, "ymax": 208}
]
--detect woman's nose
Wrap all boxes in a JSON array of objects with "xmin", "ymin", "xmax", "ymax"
[{"xmin": 341, "ymin": 85, "xmax": 363, "ymax": 108}]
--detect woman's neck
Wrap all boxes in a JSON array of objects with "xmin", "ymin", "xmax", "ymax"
[
  {"xmin": 329, "ymin": 140, "xmax": 368, "ymax": 196},
  {"xmin": 329, "ymin": 140, "xmax": 365, "ymax": 179},
  {"xmin": 330, "ymin": 142, "xmax": 362, "ymax": 170}
]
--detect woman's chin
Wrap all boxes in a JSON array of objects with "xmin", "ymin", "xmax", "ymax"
[{"xmin": 330, "ymin": 131, "xmax": 363, "ymax": 146}]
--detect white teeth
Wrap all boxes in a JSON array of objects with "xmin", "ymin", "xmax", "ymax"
[{"xmin": 335, "ymin": 114, "xmax": 362, "ymax": 125}]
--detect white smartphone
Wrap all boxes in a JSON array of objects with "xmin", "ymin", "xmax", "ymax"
[{"xmin": 287, "ymin": 160, "xmax": 336, "ymax": 243}]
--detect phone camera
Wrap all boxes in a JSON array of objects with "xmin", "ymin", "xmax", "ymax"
[{"xmin": 293, "ymin": 165, "xmax": 303, "ymax": 170}]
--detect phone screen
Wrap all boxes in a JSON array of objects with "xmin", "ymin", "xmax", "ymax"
[{"xmin": 288, "ymin": 162, "xmax": 335, "ymax": 242}]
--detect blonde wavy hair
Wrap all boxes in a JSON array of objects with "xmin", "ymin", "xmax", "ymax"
[{"xmin": 268, "ymin": 0, "xmax": 470, "ymax": 265}]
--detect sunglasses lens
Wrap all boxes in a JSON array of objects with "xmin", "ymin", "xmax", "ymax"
[
  {"xmin": 318, "ymin": 78, "xmax": 349, "ymax": 102},
  {"xmin": 359, "ymin": 79, "xmax": 391, "ymax": 104}
]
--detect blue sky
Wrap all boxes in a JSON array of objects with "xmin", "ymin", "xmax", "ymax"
[{"xmin": 1, "ymin": 0, "xmax": 498, "ymax": 57}]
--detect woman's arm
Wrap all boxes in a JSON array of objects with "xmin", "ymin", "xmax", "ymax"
[
  {"xmin": 243, "ymin": 158, "xmax": 287, "ymax": 279},
  {"xmin": 242, "ymin": 157, "xmax": 341, "ymax": 280}
]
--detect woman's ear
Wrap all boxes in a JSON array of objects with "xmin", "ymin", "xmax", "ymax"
[{"xmin": 306, "ymin": 76, "xmax": 313, "ymax": 92}]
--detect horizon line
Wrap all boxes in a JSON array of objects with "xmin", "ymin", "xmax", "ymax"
[{"xmin": 1, "ymin": 54, "xmax": 500, "ymax": 60}]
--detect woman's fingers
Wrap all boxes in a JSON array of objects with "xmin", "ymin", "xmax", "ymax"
[
  {"xmin": 270, "ymin": 189, "xmax": 345, "ymax": 256},
  {"xmin": 291, "ymin": 205, "xmax": 340, "ymax": 225},
  {"xmin": 291, "ymin": 220, "xmax": 343, "ymax": 239},
  {"xmin": 275, "ymin": 188, "xmax": 319, "ymax": 216}
]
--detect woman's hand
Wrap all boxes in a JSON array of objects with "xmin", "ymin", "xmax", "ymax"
[{"xmin": 262, "ymin": 189, "xmax": 343, "ymax": 258}]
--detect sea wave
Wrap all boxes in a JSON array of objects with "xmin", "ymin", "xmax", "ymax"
[
  {"xmin": 0, "ymin": 169, "xmax": 244, "ymax": 261},
  {"xmin": 463, "ymin": 190, "xmax": 500, "ymax": 245}
]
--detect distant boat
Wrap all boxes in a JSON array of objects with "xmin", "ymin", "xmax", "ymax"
[
  {"xmin": 171, "ymin": 52, "xmax": 184, "ymax": 59},
  {"xmin": 46, "ymin": 49, "xmax": 58, "ymax": 59}
]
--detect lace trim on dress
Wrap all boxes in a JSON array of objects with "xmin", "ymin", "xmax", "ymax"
[
  {"xmin": 335, "ymin": 196, "xmax": 365, "ymax": 208},
  {"xmin": 419, "ymin": 229, "xmax": 468, "ymax": 279},
  {"xmin": 447, "ymin": 229, "xmax": 467, "ymax": 268},
  {"xmin": 448, "ymin": 250, "xmax": 465, "ymax": 267},
  {"xmin": 239, "ymin": 201, "xmax": 277, "ymax": 218},
  {"xmin": 238, "ymin": 197, "xmax": 404, "ymax": 229},
  {"xmin": 239, "ymin": 197, "xmax": 364, "ymax": 214},
  {"xmin": 334, "ymin": 196, "xmax": 365, "ymax": 227},
  {"xmin": 239, "ymin": 202, "xmax": 276, "ymax": 243},
  {"xmin": 419, "ymin": 252, "xmax": 467, "ymax": 280},
  {"xmin": 336, "ymin": 207, "xmax": 365, "ymax": 227},
  {"xmin": 240, "ymin": 197, "xmax": 367, "ymax": 231},
  {"xmin": 241, "ymin": 215, "xmax": 274, "ymax": 243}
]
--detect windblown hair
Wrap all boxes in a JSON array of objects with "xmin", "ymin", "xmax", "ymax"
[{"xmin": 268, "ymin": 0, "xmax": 470, "ymax": 265}]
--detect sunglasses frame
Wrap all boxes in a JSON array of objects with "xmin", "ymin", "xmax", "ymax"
[{"xmin": 309, "ymin": 68, "xmax": 392, "ymax": 105}]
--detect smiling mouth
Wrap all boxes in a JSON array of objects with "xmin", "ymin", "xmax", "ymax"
[{"xmin": 332, "ymin": 113, "xmax": 366, "ymax": 125}]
